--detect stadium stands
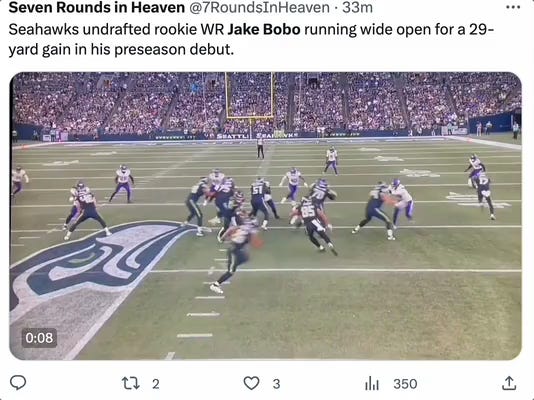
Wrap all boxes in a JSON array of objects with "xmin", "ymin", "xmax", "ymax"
[{"xmin": 12, "ymin": 72, "xmax": 522, "ymax": 136}]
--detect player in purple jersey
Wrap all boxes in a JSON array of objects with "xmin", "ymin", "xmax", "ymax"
[{"xmin": 464, "ymin": 154, "xmax": 486, "ymax": 188}]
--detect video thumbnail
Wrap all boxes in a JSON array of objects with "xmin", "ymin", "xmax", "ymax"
[{"xmin": 10, "ymin": 72, "xmax": 521, "ymax": 360}]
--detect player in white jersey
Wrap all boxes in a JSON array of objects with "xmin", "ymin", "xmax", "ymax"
[
  {"xmin": 323, "ymin": 146, "xmax": 339, "ymax": 175},
  {"xmin": 204, "ymin": 168, "xmax": 226, "ymax": 206},
  {"xmin": 279, "ymin": 167, "xmax": 308, "ymax": 206},
  {"xmin": 464, "ymin": 154, "xmax": 486, "ymax": 188},
  {"xmin": 109, "ymin": 165, "xmax": 135, "ymax": 203},
  {"xmin": 389, "ymin": 179, "xmax": 414, "ymax": 227},
  {"xmin": 11, "ymin": 166, "xmax": 29, "ymax": 199},
  {"xmin": 209, "ymin": 168, "xmax": 225, "ymax": 186}
]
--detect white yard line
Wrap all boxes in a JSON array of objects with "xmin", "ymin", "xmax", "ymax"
[
  {"xmin": 11, "ymin": 200, "xmax": 522, "ymax": 208},
  {"xmin": 10, "ymin": 225, "xmax": 521, "ymax": 233},
  {"xmin": 11, "ymin": 244, "xmax": 25, "ymax": 247},
  {"xmin": 12, "ymin": 229, "xmax": 99, "ymax": 233},
  {"xmin": 176, "ymin": 333, "xmax": 213, "ymax": 338},
  {"xmin": 18, "ymin": 236, "xmax": 41, "ymax": 240},
  {"xmin": 14, "ymin": 151, "xmax": 520, "ymax": 161},
  {"xmin": 20, "ymin": 162, "xmax": 522, "ymax": 169},
  {"xmin": 18, "ymin": 154, "xmax": 521, "ymax": 164},
  {"xmin": 154, "ymin": 268, "xmax": 521, "ymax": 274},
  {"xmin": 65, "ymin": 291, "xmax": 130, "ymax": 360},
  {"xmin": 23, "ymin": 171, "xmax": 521, "ymax": 178},
  {"xmin": 19, "ymin": 182, "xmax": 522, "ymax": 192},
  {"xmin": 12, "ymin": 142, "xmax": 57, "ymax": 150},
  {"xmin": 448, "ymin": 136, "xmax": 522, "ymax": 150},
  {"xmin": 186, "ymin": 312, "xmax": 220, "ymax": 317},
  {"xmin": 13, "ymin": 144, "xmax": 520, "ymax": 155},
  {"xmin": 127, "ymin": 146, "xmax": 215, "ymax": 193},
  {"xmin": 63, "ymin": 229, "xmax": 192, "ymax": 360},
  {"xmin": 275, "ymin": 225, "xmax": 522, "ymax": 229}
]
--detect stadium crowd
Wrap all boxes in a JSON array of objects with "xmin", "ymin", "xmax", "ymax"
[
  {"xmin": 293, "ymin": 73, "xmax": 344, "ymax": 132},
  {"xmin": 404, "ymin": 73, "xmax": 454, "ymax": 129},
  {"xmin": 12, "ymin": 72, "xmax": 522, "ymax": 137},
  {"xmin": 448, "ymin": 72, "xmax": 521, "ymax": 118},
  {"xmin": 346, "ymin": 73, "xmax": 406, "ymax": 131},
  {"xmin": 167, "ymin": 73, "xmax": 225, "ymax": 135}
]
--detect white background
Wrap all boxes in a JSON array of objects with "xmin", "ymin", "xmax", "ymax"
[{"xmin": 2, "ymin": 0, "xmax": 533, "ymax": 398}]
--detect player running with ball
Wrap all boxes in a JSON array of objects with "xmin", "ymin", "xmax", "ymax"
[
  {"xmin": 209, "ymin": 215, "xmax": 263, "ymax": 294},
  {"xmin": 473, "ymin": 171, "xmax": 496, "ymax": 220}
]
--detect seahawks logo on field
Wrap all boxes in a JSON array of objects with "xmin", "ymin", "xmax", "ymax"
[{"xmin": 10, "ymin": 221, "xmax": 194, "ymax": 322}]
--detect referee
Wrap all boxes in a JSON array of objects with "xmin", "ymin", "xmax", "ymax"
[
  {"xmin": 513, "ymin": 121, "xmax": 520, "ymax": 140},
  {"xmin": 257, "ymin": 133, "xmax": 265, "ymax": 159}
]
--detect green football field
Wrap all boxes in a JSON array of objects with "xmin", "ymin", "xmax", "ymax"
[{"xmin": 9, "ymin": 137, "xmax": 521, "ymax": 360}]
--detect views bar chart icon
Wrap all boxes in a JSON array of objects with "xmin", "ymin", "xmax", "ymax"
[{"xmin": 365, "ymin": 376, "xmax": 380, "ymax": 391}]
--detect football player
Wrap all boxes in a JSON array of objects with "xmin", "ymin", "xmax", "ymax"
[
  {"xmin": 250, "ymin": 177, "xmax": 270, "ymax": 230},
  {"xmin": 64, "ymin": 190, "xmax": 111, "ymax": 240},
  {"xmin": 210, "ymin": 217, "xmax": 262, "ymax": 294},
  {"xmin": 323, "ymin": 146, "xmax": 339, "ymax": 175},
  {"xmin": 389, "ymin": 179, "xmax": 414, "ymax": 226},
  {"xmin": 208, "ymin": 168, "xmax": 225, "ymax": 187},
  {"xmin": 473, "ymin": 171, "xmax": 496, "ymax": 220},
  {"xmin": 352, "ymin": 182, "xmax": 396, "ymax": 240},
  {"xmin": 207, "ymin": 177, "xmax": 236, "ymax": 225},
  {"xmin": 263, "ymin": 179, "xmax": 280, "ymax": 219},
  {"xmin": 183, "ymin": 177, "xmax": 209, "ymax": 237},
  {"xmin": 63, "ymin": 181, "xmax": 90, "ymax": 230},
  {"xmin": 109, "ymin": 164, "xmax": 135, "ymax": 203},
  {"xmin": 293, "ymin": 196, "xmax": 338, "ymax": 255},
  {"xmin": 11, "ymin": 166, "xmax": 29, "ymax": 199},
  {"xmin": 217, "ymin": 191, "xmax": 246, "ymax": 242},
  {"xmin": 308, "ymin": 178, "xmax": 337, "ymax": 211},
  {"xmin": 464, "ymin": 154, "xmax": 486, "ymax": 188},
  {"xmin": 203, "ymin": 168, "xmax": 226, "ymax": 207},
  {"xmin": 279, "ymin": 167, "xmax": 308, "ymax": 206}
]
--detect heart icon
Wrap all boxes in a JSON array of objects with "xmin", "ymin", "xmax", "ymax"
[{"xmin": 243, "ymin": 376, "xmax": 260, "ymax": 391}]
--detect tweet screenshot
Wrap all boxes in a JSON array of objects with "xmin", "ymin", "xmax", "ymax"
[{"xmin": 3, "ymin": 0, "xmax": 532, "ymax": 398}]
